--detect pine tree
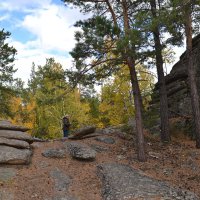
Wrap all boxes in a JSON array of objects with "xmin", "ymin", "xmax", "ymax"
[
  {"xmin": 149, "ymin": 0, "xmax": 171, "ymax": 142},
  {"xmin": 0, "ymin": 29, "xmax": 17, "ymax": 117},
  {"xmin": 63, "ymin": 0, "xmax": 147, "ymax": 161},
  {"xmin": 170, "ymin": 0, "xmax": 200, "ymax": 147}
]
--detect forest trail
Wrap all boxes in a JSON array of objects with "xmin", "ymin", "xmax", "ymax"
[{"xmin": 0, "ymin": 131, "xmax": 200, "ymax": 200}]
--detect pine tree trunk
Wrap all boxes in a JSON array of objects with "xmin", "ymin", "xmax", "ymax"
[
  {"xmin": 121, "ymin": 0, "xmax": 146, "ymax": 161},
  {"xmin": 127, "ymin": 58, "xmax": 146, "ymax": 162},
  {"xmin": 185, "ymin": 4, "xmax": 200, "ymax": 148},
  {"xmin": 150, "ymin": 0, "xmax": 170, "ymax": 142}
]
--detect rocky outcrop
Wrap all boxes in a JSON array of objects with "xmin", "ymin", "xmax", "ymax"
[
  {"xmin": 152, "ymin": 34, "xmax": 200, "ymax": 118},
  {"xmin": 0, "ymin": 120, "xmax": 33, "ymax": 164}
]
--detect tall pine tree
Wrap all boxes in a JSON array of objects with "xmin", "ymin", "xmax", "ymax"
[{"xmin": 63, "ymin": 0, "xmax": 147, "ymax": 161}]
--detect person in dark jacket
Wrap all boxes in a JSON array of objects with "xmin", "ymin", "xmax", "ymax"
[{"xmin": 62, "ymin": 115, "xmax": 71, "ymax": 138}]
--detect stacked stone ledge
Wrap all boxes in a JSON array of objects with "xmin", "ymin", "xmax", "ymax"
[{"xmin": 0, "ymin": 120, "xmax": 33, "ymax": 165}]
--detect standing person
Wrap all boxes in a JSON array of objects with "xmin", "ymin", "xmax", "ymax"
[{"xmin": 62, "ymin": 115, "xmax": 71, "ymax": 138}]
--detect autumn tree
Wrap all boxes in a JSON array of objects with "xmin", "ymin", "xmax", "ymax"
[
  {"xmin": 100, "ymin": 64, "xmax": 154, "ymax": 127},
  {"xmin": 28, "ymin": 58, "xmax": 90, "ymax": 138}
]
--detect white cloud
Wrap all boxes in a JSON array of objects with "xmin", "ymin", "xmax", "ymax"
[
  {"xmin": 0, "ymin": 14, "xmax": 10, "ymax": 21},
  {"xmin": 1, "ymin": 1, "xmax": 89, "ymax": 85},
  {"xmin": 0, "ymin": 0, "xmax": 51, "ymax": 12},
  {"xmin": 21, "ymin": 4, "xmax": 81, "ymax": 52},
  {"xmin": 12, "ymin": 39, "xmax": 73, "ymax": 85}
]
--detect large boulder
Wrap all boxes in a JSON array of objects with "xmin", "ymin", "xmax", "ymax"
[
  {"xmin": 66, "ymin": 142, "xmax": 96, "ymax": 160},
  {"xmin": 0, "ymin": 145, "xmax": 32, "ymax": 164}
]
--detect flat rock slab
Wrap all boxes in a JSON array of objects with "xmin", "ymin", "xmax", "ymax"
[
  {"xmin": 42, "ymin": 148, "xmax": 67, "ymax": 158},
  {"xmin": 50, "ymin": 168, "xmax": 71, "ymax": 192},
  {"xmin": 67, "ymin": 142, "xmax": 96, "ymax": 161},
  {"xmin": 97, "ymin": 163, "xmax": 199, "ymax": 200},
  {"xmin": 0, "ymin": 120, "xmax": 30, "ymax": 132},
  {"xmin": 0, "ymin": 168, "xmax": 17, "ymax": 182},
  {"xmin": 0, "ymin": 130, "xmax": 33, "ymax": 144},
  {"xmin": 0, "ymin": 146, "xmax": 32, "ymax": 164},
  {"xmin": 0, "ymin": 137, "xmax": 30, "ymax": 149},
  {"xmin": 95, "ymin": 137, "xmax": 115, "ymax": 144}
]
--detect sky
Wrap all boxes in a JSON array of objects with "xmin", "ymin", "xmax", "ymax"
[
  {"xmin": 0, "ymin": 0, "xmax": 185, "ymax": 85},
  {"xmin": 0, "ymin": 0, "xmax": 89, "ymax": 84}
]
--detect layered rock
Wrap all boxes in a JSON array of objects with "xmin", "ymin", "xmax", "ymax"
[
  {"xmin": 0, "ymin": 120, "xmax": 33, "ymax": 164},
  {"xmin": 151, "ymin": 34, "xmax": 200, "ymax": 121}
]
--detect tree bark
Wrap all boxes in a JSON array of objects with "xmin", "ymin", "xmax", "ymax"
[
  {"xmin": 127, "ymin": 58, "xmax": 146, "ymax": 161},
  {"xmin": 150, "ymin": 0, "xmax": 170, "ymax": 142},
  {"xmin": 122, "ymin": 0, "xmax": 146, "ymax": 161},
  {"xmin": 185, "ymin": 3, "xmax": 200, "ymax": 148}
]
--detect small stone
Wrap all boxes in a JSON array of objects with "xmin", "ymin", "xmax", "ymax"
[
  {"xmin": 42, "ymin": 148, "xmax": 66, "ymax": 158},
  {"xmin": 67, "ymin": 142, "xmax": 96, "ymax": 161}
]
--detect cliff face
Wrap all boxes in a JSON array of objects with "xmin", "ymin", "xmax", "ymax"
[{"xmin": 152, "ymin": 34, "xmax": 200, "ymax": 118}]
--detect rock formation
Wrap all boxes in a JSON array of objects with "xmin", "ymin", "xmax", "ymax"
[
  {"xmin": 150, "ymin": 34, "xmax": 200, "ymax": 133},
  {"xmin": 0, "ymin": 120, "xmax": 33, "ymax": 164}
]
